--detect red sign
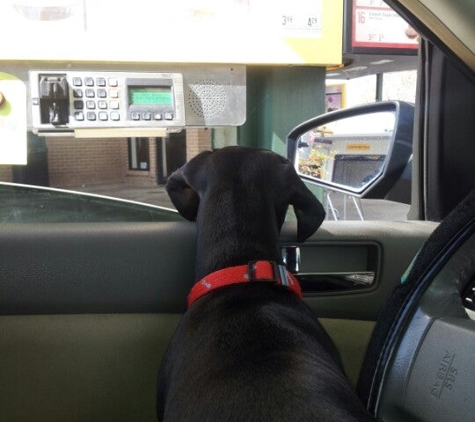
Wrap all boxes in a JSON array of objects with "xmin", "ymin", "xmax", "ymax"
[{"xmin": 352, "ymin": 0, "xmax": 418, "ymax": 50}]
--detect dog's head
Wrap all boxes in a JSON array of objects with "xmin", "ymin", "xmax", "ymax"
[{"xmin": 166, "ymin": 146, "xmax": 325, "ymax": 242}]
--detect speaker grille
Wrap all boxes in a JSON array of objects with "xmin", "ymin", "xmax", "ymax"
[{"xmin": 188, "ymin": 79, "xmax": 227, "ymax": 119}]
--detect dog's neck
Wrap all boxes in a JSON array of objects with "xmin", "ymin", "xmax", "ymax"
[{"xmin": 194, "ymin": 188, "xmax": 284, "ymax": 281}]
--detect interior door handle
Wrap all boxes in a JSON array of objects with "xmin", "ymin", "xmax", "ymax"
[
  {"xmin": 297, "ymin": 272, "xmax": 375, "ymax": 292},
  {"xmin": 281, "ymin": 246, "xmax": 376, "ymax": 292},
  {"xmin": 282, "ymin": 246, "xmax": 301, "ymax": 273}
]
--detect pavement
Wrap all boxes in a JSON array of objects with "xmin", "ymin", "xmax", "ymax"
[
  {"xmin": 74, "ymin": 182, "xmax": 176, "ymax": 210},
  {"xmin": 73, "ymin": 182, "xmax": 410, "ymax": 221}
]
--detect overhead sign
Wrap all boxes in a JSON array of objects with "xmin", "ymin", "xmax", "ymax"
[
  {"xmin": 0, "ymin": 0, "xmax": 343, "ymax": 66},
  {"xmin": 349, "ymin": 0, "xmax": 418, "ymax": 52}
]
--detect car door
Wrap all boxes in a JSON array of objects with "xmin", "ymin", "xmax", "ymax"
[
  {"xmin": 1, "ymin": 1, "xmax": 474, "ymax": 422},
  {"xmin": 0, "ymin": 203, "xmax": 435, "ymax": 422}
]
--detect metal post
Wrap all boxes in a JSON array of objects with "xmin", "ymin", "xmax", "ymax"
[{"xmin": 376, "ymin": 73, "xmax": 384, "ymax": 102}]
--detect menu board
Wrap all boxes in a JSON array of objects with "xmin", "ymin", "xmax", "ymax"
[
  {"xmin": 0, "ymin": 0, "xmax": 343, "ymax": 65},
  {"xmin": 350, "ymin": 0, "xmax": 418, "ymax": 51}
]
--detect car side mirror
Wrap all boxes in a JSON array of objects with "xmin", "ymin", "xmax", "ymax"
[{"xmin": 286, "ymin": 101, "xmax": 414, "ymax": 202}]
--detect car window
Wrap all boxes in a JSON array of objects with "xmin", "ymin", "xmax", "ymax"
[
  {"xmin": 0, "ymin": 0, "xmax": 418, "ymax": 223},
  {"xmin": 0, "ymin": 182, "xmax": 183, "ymax": 223}
]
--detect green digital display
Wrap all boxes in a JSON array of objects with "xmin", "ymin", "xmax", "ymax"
[{"xmin": 129, "ymin": 87, "xmax": 172, "ymax": 105}]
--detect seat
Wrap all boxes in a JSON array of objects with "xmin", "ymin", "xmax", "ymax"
[{"xmin": 357, "ymin": 189, "xmax": 475, "ymax": 421}]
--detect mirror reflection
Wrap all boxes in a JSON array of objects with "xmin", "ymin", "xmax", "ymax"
[{"xmin": 297, "ymin": 111, "xmax": 396, "ymax": 192}]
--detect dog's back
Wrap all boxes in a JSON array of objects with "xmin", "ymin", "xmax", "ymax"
[
  {"xmin": 158, "ymin": 147, "xmax": 376, "ymax": 421},
  {"xmin": 159, "ymin": 286, "xmax": 374, "ymax": 421}
]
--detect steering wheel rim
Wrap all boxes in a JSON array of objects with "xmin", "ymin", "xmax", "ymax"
[{"xmin": 371, "ymin": 220, "xmax": 475, "ymax": 421}]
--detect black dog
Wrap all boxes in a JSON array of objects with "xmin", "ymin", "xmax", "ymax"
[{"xmin": 158, "ymin": 146, "xmax": 375, "ymax": 421}]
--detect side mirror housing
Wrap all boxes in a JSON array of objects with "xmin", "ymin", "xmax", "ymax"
[{"xmin": 286, "ymin": 101, "xmax": 414, "ymax": 202}]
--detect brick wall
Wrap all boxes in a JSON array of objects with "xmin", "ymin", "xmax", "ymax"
[
  {"xmin": 0, "ymin": 166, "xmax": 12, "ymax": 182},
  {"xmin": 46, "ymin": 137, "xmax": 127, "ymax": 188},
  {"xmin": 186, "ymin": 128, "xmax": 212, "ymax": 161},
  {"xmin": 4, "ymin": 130, "xmax": 211, "ymax": 188}
]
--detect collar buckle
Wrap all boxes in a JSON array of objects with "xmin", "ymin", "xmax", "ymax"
[{"xmin": 247, "ymin": 261, "xmax": 290, "ymax": 287}]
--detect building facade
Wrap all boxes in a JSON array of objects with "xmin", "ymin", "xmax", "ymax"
[{"xmin": 0, "ymin": 128, "xmax": 211, "ymax": 188}]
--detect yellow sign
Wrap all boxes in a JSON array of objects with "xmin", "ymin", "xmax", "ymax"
[
  {"xmin": 0, "ymin": 72, "xmax": 27, "ymax": 165},
  {"xmin": 347, "ymin": 143, "xmax": 371, "ymax": 151},
  {"xmin": 0, "ymin": 0, "xmax": 343, "ymax": 66}
]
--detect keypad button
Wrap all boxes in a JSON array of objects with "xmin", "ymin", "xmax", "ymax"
[
  {"xmin": 108, "ymin": 78, "xmax": 118, "ymax": 87},
  {"xmin": 99, "ymin": 112, "xmax": 108, "ymax": 121},
  {"xmin": 109, "ymin": 101, "xmax": 120, "ymax": 110},
  {"xmin": 85, "ymin": 77, "xmax": 94, "ymax": 86},
  {"xmin": 72, "ymin": 77, "xmax": 82, "ymax": 87},
  {"xmin": 87, "ymin": 112, "xmax": 97, "ymax": 121},
  {"xmin": 142, "ymin": 112, "xmax": 151, "ymax": 120},
  {"xmin": 131, "ymin": 112, "xmax": 140, "ymax": 120},
  {"xmin": 164, "ymin": 112, "xmax": 174, "ymax": 120},
  {"xmin": 97, "ymin": 89, "xmax": 107, "ymax": 98},
  {"xmin": 74, "ymin": 111, "xmax": 84, "ymax": 121},
  {"xmin": 96, "ymin": 78, "xmax": 106, "ymax": 87},
  {"xmin": 73, "ymin": 89, "xmax": 83, "ymax": 98},
  {"xmin": 153, "ymin": 113, "xmax": 163, "ymax": 120},
  {"xmin": 110, "ymin": 112, "xmax": 120, "ymax": 121},
  {"xmin": 74, "ymin": 100, "xmax": 84, "ymax": 109},
  {"xmin": 86, "ymin": 101, "xmax": 96, "ymax": 109},
  {"xmin": 85, "ymin": 89, "xmax": 95, "ymax": 98},
  {"xmin": 109, "ymin": 89, "xmax": 119, "ymax": 98},
  {"xmin": 98, "ymin": 101, "xmax": 108, "ymax": 109}
]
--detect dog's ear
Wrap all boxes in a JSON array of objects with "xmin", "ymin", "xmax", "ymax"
[
  {"xmin": 285, "ymin": 164, "xmax": 326, "ymax": 242},
  {"xmin": 166, "ymin": 169, "xmax": 200, "ymax": 221},
  {"xmin": 165, "ymin": 151, "xmax": 212, "ymax": 221}
]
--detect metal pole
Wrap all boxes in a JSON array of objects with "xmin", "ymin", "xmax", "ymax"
[{"xmin": 376, "ymin": 73, "xmax": 384, "ymax": 101}]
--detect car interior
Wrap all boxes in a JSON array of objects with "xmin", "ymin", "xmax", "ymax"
[{"xmin": 1, "ymin": 0, "xmax": 475, "ymax": 421}]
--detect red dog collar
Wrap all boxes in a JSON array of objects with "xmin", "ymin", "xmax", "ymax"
[{"xmin": 188, "ymin": 261, "xmax": 302, "ymax": 307}]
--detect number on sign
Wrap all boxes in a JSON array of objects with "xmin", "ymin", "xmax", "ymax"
[
  {"xmin": 308, "ymin": 17, "xmax": 318, "ymax": 27},
  {"xmin": 282, "ymin": 16, "xmax": 293, "ymax": 26}
]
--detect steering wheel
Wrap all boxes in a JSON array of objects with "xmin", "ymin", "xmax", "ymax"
[{"xmin": 357, "ymin": 190, "xmax": 475, "ymax": 421}]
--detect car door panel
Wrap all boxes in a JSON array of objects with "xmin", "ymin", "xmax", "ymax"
[
  {"xmin": 0, "ymin": 314, "xmax": 180, "ymax": 422},
  {"xmin": 281, "ymin": 220, "xmax": 437, "ymax": 320},
  {"xmin": 0, "ymin": 222, "xmax": 196, "ymax": 315},
  {"xmin": 0, "ymin": 220, "xmax": 436, "ymax": 421},
  {"xmin": 1, "ymin": 221, "xmax": 436, "ymax": 316}
]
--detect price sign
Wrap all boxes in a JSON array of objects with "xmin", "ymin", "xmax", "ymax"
[
  {"xmin": 0, "ymin": 0, "xmax": 341, "ymax": 65},
  {"xmin": 280, "ymin": 0, "xmax": 323, "ymax": 38},
  {"xmin": 352, "ymin": 0, "xmax": 418, "ymax": 50}
]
